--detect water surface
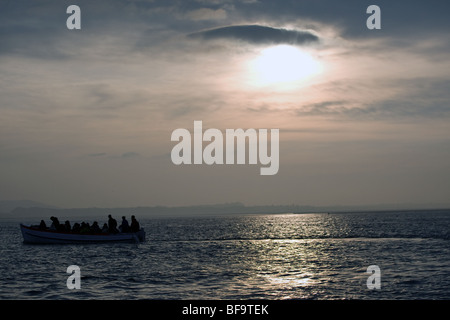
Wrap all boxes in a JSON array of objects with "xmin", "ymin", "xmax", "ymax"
[{"xmin": 1, "ymin": 210, "xmax": 449, "ymax": 299}]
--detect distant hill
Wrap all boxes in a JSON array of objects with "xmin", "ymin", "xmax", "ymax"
[
  {"xmin": 0, "ymin": 200, "xmax": 57, "ymax": 214},
  {"xmin": 9, "ymin": 202, "xmax": 320, "ymax": 219},
  {"xmin": 6, "ymin": 201, "xmax": 450, "ymax": 220}
]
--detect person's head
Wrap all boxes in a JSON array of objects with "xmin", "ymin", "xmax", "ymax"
[
  {"xmin": 108, "ymin": 214, "xmax": 112, "ymax": 218},
  {"xmin": 122, "ymin": 216, "xmax": 126, "ymax": 220}
]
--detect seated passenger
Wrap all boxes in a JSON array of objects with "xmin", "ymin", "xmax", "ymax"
[
  {"xmin": 39, "ymin": 220, "xmax": 47, "ymax": 230},
  {"xmin": 64, "ymin": 220, "xmax": 72, "ymax": 232},
  {"xmin": 50, "ymin": 216, "xmax": 63, "ymax": 231},
  {"xmin": 72, "ymin": 223, "xmax": 81, "ymax": 233},
  {"xmin": 91, "ymin": 221, "xmax": 101, "ymax": 233},
  {"xmin": 119, "ymin": 216, "xmax": 130, "ymax": 233},
  {"xmin": 101, "ymin": 223, "xmax": 109, "ymax": 233},
  {"xmin": 80, "ymin": 222, "xmax": 91, "ymax": 234},
  {"xmin": 130, "ymin": 215, "xmax": 140, "ymax": 233},
  {"xmin": 107, "ymin": 215, "xmax": 119, "ymax": 234}
]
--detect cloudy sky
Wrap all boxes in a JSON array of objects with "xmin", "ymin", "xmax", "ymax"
[{"xmin": 1, "ymin": 0, "xmax": 449, "ymax": 208}]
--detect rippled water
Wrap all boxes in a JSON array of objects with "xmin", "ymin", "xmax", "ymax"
[{"xmin": 1, "ymin": 210, "xmax": 449, "ymax": 299}]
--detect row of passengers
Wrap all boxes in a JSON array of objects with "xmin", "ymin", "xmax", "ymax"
[
  {"xmin": 39, "ymin": 215, "xmax": 140, "ymax": 234},
  {"xmin": 107, "ymin": 215, "xmax": 140, "ymax": 233}
]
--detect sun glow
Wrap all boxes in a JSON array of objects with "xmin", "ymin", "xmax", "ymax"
[{"xmin": 249, "ymin": 45, "xmax": 322, "ymax": 89}]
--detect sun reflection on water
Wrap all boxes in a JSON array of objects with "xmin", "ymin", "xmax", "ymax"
[{"xmin": 246, "ymin": 237, "xmax": 330, "ymax": 298}]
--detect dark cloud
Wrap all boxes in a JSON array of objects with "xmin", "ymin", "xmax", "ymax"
[
  {"xmin": 227, "ymin": 0, "xmax": 450, "ymax": 39},
  {"xmin": 294, "ymin": 78, "xmax": 450, "ymax": 121},
  {"xmin": 296, "ymin": 101, "xmax": 348, "ymax": 116},
  {"xmin": 189, "ymin": 25, "xmax": 319, "ymax": 45},
  {"xmin": 3, "ymin": 0, "xmax": 449, "ymax": 61}
]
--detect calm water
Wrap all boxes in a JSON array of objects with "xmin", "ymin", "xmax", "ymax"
[{"xmin": 0, "ymin": 210, "xmax": 449, "ymax": 300}]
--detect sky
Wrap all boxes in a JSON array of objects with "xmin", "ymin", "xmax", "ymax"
[{"xmin": 1, "ymin": 0, "xmax": 450, "ymax": 209}]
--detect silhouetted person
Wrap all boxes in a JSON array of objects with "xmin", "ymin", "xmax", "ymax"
[
  {"xmin": 108, "ymin": 215, "xmax": 118, "ymax": 234},
  {"xmin": 120, "ymin": 216, "xmax": 130, "ymax": 233},
  {"xmin": 39, "ymin": 220, "xmax": 47, "ymax": 230},
  {"xmin": 72, "ymin": 223, "xmax": 81, "ymax": 233},
  {"xmin": 50, "ymin": 216, "xmax": 63, "ymax": 231},
  {"xmin": 130, "ymin": 215, "xmax": 140, "ymax": 233},
  {"xmin": 91, "ymin": 221, "xmax": 101, "ymax": 233},
  {"xmin": 64, "ymin": 220, "xmax": 72, "ymax": 232},
  {"xmin": 80, "ymin": 222, "xmax": 91, "ymax": 234},
  {"xmin": 101, "ymin": 223, "xmax": 109, "ymax": 233}
]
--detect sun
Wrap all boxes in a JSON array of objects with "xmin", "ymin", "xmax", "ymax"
[{"xmin": 248, "ymin": 45, "xmax": 322, "ymax": 89}]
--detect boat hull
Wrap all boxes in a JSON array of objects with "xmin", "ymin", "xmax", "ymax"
[{"xmin": 20, "ymin": 224, "xmax": 146, "ymax": 244}]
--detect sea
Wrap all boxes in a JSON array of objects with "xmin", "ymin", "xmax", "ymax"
[{"xmin": 0, "ymin": 210, "xmax": 449, "ymax": 301}]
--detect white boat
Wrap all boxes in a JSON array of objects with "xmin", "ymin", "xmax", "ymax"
[{"xmin": 20, "ymin": 224, "xmax": 146, "ymax": 244}]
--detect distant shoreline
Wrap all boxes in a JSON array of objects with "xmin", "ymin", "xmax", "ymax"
[{"xmin": 2, "ymin": 202, "xmax": 450, "ymax": 219}]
